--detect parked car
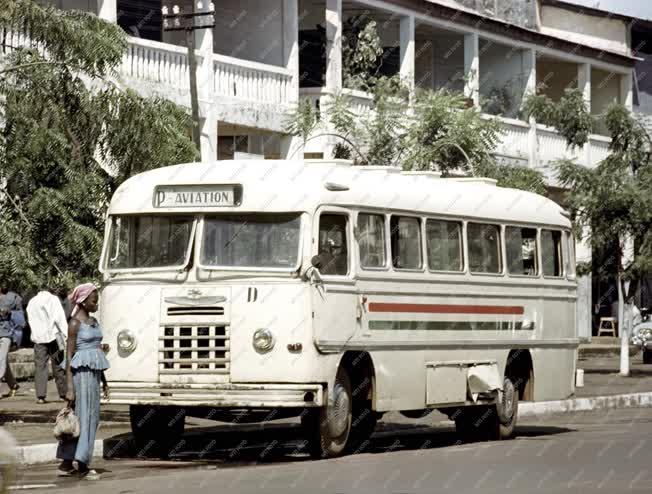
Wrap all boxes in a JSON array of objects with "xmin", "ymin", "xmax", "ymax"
[{"xmin": 631, "ymin": 307, "xmax": 652, "ymax": 364}]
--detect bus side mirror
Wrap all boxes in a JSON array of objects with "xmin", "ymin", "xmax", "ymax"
[{"xmin": 311, "ymin": 255, "xmax": 323, "ymax": 270}]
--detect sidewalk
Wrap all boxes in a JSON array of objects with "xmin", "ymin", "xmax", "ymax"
[{"xmin": 1, "ymin": 355, "xmax": 651, "ymax": 457}]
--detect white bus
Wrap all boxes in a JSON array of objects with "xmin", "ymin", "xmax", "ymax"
[{"xmin": 100, "ymin": 159, "xmax": 577, "ymax": 458}]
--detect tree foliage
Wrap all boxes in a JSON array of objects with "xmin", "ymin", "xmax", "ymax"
[
  {"xmin": 0, "ymin": 0, "xmax": 198, "ymax": 295},
  {"xmin": 522, "ymin": 87, "xmax": 594, "ymax": 148},
  {"xmin": 533, "ymin": 96, "xmax": 652, "ymax": 281},
  {"xmin": 342, "ymin": 17, "xmax": 384, "ymax": 92}
]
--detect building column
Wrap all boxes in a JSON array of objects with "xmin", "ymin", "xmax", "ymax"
[
  {"xmin": 620, "ymin": 71, "xmax": 633, "ymax": 110},
  {"xmin": 578, "ymin": 63, "xmax": 591, "ymax": 167},
  {"xmin": 524, "ymin": 48, "xmax": 538, "ymax": 169},
  {"xmin": 196, "ymin": 3, "xmax": 217, "ymax": 162},
  {"xmin": 97, "ymin": 0, "xmax": 117, "ymax": 23},
  {"xmin": 325, "ymin": 0, "xmax": 343, "ymax": 92},
  {"xmin": 282, "ymin": 0, "xmax": 301, "ymax": 159},
  {"xmin": 463, "ymin": 32, "xmax": 480, "ymax": 107},
  {"xmin": 400, "ymin": 15, "xmax": 415, "ymax": 95}
]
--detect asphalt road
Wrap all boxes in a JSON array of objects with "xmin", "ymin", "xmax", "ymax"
[{"xmin": 9, "ymin": 407, "xmax": 652, "ymax": 494}]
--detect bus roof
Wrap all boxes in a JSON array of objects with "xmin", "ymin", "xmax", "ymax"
[{"xmin": 108, "ymin": 159, "xmax": 571, "ymax": 228}]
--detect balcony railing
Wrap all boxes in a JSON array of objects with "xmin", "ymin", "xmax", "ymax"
[
  {"xmin": 120, "ymin": 37, "xmax": 190, "ymax": 90},
  {"xmin": 121, "ymin": 37, "xmax": 294, "ymax": 107},
  {"xmin": 300, "ymin": 87, "xmax": 374, "ymax": 116},
  {"xmin": 212, "ymin": 53, "xmax": 292, "ymax": 105},
  {"xmin": 492, "ymin": 117, "xmax": 530, "ymax": 163}
]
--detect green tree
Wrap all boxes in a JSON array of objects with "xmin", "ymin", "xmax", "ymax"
[
  {"xmin": 523, "ymin": 90, "xmax": 652, "ymax": 375},
  {"xmin": 0, "ymin": 0, "xmax": 198, "ymax": 295},
  {"xmin": 342, "ymin": 17, "xmax": 384, "ymax": 91}
]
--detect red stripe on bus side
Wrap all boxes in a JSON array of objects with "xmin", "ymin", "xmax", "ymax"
[{"xmin": 368, "ymin": 303, "xmax": 524, "ymax": 315}]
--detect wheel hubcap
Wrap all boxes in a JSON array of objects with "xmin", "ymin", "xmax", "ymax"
[
  {"xmin": 498, "ymin": 378, "xmax": 516, "ymax": 424},
  {"xmin": 328, "ymin": 383, "xmax": 350, "ymax": 437}
]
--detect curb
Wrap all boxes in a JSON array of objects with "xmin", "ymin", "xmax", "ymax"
[
  {"xmin": 11, "ymin": 391, "xmax": 652, "ymax": 465},
  {"xmin": 517, "ymin": 391, "xmax": 652, "ymax": 417},
  {"xmin": 14, "ymin": 439, "xmax": 104, "ymax": 465}
]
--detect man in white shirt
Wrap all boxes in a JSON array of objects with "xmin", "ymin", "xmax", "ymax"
[{"xmin": 26, "ymin": 289, "xmax": 68, "ymax": 404}]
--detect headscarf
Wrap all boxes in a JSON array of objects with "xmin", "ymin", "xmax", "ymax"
[{"xmin": 68, "ymin": 283, "xmax": 97, "ymax": 317}]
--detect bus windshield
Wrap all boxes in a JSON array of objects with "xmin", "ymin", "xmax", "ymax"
[
  {"xmin": 105, "ymin": 215, "xmax": 195, "ymax": 270},
  {"xmin": 200, "ymin": 214, "xmax": 301, "ymax": 269}
]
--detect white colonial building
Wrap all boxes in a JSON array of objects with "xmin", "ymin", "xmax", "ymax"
[{"xmin": 10, "ymin": 0, "xmax": 644, "ymax": 339}]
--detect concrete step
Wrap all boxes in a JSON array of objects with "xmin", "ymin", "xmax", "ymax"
[
  {"xmin": 8, "ymin": 349, "xmax": 44, "ymax": 381},
  {"xmin": 579, "ymin": 344, "xmax": 639, "ymax": 358}
]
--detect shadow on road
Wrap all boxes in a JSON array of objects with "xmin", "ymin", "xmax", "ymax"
[{"xmin": 103, "ymin": 421, "xmax": 573, "ymax": 466}]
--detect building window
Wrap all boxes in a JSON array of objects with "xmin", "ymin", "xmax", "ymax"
[
  {"xmin": 117, "ymin": 0, "xmax": 162, "ymax": 41},
  {"xmin": 505, "ymin": 226, "xmax": 538, "ymax": 276},
  {"xmin": 468, "ymin": 223, "xmax": 502, "ymax": 274},
  {"xmin": 358, "ymin": 213, "xmax": 386, "ymax": 269},
  {"xmin": 390, "ymin": 216, "xmax": 422, "ymax": 270},
  {"xmin": 426, "ymin": 219, "xmax": 463, "ymax": 272},
  {"xmin": 318, "ymin": 214, "xmax": 349, "ymax": 276},
  {"xmin": 541, "ymin": 230, "xmax": 563, "ymax": 277}
]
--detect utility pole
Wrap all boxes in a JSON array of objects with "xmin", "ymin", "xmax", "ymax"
[{"xmin": 162, "ymin": 2, "xmax": 215, "ymax": 157}]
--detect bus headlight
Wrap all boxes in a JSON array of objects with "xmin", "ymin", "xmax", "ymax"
[
  {"xmin": 253, "ymin": 328, "xmax": 275, "ymax": 352},
  {"xmin": 117, "ymin": 330, "xmax": 137, "ymax": 353}
]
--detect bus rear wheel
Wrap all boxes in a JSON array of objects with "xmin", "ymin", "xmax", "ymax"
[
  {"xmin": 455, "ymin": 376, "xmax": 519, "ymax": 442},
  {"xmin": 302, "ymin": 367, "xmax": 353, "ymax": 458},
  {"xmin": 129, "ymin": 405, "xmax": 185, "ymax": 458}
]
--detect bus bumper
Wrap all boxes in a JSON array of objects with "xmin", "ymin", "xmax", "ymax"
[{"xmin": 102, "ymin": 382, "xmax": 325, "ymax": 408}]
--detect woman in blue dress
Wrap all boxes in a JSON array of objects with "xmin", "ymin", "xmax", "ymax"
[{"xmin": 56, "ymin": 283, "xmax": 110, "ymax": 479}]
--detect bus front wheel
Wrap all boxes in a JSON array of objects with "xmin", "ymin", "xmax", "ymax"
[
  {"xmin": 302, "ymin": 367, "xmax": 353, "ymax": 458},
  {"xmin": 129, "ymin": 405, "xmax": 185, "ymax": 458}
]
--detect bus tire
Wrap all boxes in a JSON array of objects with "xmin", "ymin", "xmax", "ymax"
[
  {"xmin": 455, "ymin": 376, "xmax": 519, "ymax": 442},
  {"xmin": 129, "ymin": 405, "xmax": 185, "ymax": 458},
  {"xmin": 303, "ymin": 367, "xmax": 353, "ymax": 458},
  {"xmin": 494, "ymin": 375, "xmax": 519, "ymax": 440},
  {"xmin": 347, "ymin": 402, "xmax": 377, "ymax": 454}
]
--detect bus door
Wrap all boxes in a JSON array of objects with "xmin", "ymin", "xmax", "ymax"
[{"xmin": 311, "ymin": 209, "xmax": 357, "ymax": 346}]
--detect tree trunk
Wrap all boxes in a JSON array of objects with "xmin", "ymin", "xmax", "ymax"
[{"xmin": 618, "ymin": 275, "xmax": 630, "ymax": 376}]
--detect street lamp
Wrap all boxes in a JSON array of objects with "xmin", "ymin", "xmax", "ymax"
[{"xmin": 162, "ymin": 3, "xmax": 216, "ymax": 157}]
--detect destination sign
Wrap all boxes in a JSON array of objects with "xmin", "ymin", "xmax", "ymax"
[{"xmin": 153, "ymin": 185, "xmax": 236, "ymax": 208}]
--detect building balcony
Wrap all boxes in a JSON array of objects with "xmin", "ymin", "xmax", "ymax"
[
  {"xmin": 4, "ymin": 0, "xmax": 630, "ymax": 167},
  {"xmin": 119, "ymin": 36, "xmax": 294, "ymax": 133}
]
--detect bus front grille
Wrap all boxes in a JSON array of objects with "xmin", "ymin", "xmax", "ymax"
[{"xmin": 159, "ymin": 325, "xmax": 230, "ymax": 374}]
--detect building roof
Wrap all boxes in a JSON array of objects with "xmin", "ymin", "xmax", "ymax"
[
  {"xmin": 109, "ymin": 160, "xmax": 571, "ymax": 229},
  {"xmin": 387, "ymin": 0, "xmax": 637, "ymax": 67},
  {"xmin": 540, "ymin": 0, "xmax": 639, "ymax": 24}
]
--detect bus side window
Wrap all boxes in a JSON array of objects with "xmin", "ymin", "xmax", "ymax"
[
  {"xmin": 505, "ymin": 226, "xmax": 538, "ymax": 276},
  {"xmin": 390, "ymin": 216, "xmax": 422, "ymax": 270},
  {"xmin": 468, "ymin": 222, "xmax": 502, "ymax": 274},
  {"xmin": 426, "ymin": 219, "xmax": 463, "ymax": 271},
  {"xmin": 358, "ymin": 213, "xmax": 386, "ymax": 269},
  {"xmin": 541, "ymin": 229, "xmax": 563, "ymax": 277},
  {"xmin": 318, "ymin": 214, "xmax": 349, "ymax": 275}
]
